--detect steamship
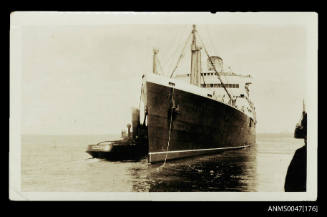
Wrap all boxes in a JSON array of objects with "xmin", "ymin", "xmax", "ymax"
[{"xmin": 141, "ymin": 25, "xmax": 257, "ymax": 163}]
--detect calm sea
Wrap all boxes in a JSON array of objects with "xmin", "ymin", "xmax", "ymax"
[{"xmin": 21, "ymin": 134, "xmax": 304, "ymax": 192}]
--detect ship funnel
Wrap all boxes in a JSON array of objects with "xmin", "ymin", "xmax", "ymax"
[
  {"xmin": 131, "ymin": 108, "xmax": 140, "ymax": 139},
  {"xmin": 207, "ymin": 56, "xmax": 223, "ymax": 72},
  {"xmin": 127, "ymin": 124, "xmax": 132, "ymax": 138}
]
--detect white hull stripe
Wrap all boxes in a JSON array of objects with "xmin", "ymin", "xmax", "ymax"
[{"xmin": 149, "ymin": 145, "xmax": 250, "ymax": 155}]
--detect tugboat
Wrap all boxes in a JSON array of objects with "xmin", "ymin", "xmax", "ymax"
[
  {"xmin": 86, "ymin": 108, "xmax": 148, "ymax": 161},
  {"xmin": 285, "ymin": 100, "xmax": 307, "ymax": 191},
  {"xmin": 294, "ymin": 100, "xmax": 307, "ymax": 139}
]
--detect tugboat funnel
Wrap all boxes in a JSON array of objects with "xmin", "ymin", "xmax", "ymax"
[{"xmin": 127, "ymin": 124, "xmax": 132, "ymax": 138}]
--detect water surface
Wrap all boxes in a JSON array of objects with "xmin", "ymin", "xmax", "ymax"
[{"xmin": 21, "ymin": 134, "xmax": 304, "ymax": 192}]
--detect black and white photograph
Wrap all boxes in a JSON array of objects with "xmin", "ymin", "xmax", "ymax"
[{"xmin": 9, "ymin": 12, "xmax": 318, "ymax": 201}]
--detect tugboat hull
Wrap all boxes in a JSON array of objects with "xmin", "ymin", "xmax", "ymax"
[{"xmin": 86, "ymin": 139, "xmax": 148, "ymax": 161}]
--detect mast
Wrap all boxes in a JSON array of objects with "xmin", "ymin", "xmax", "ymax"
[
  {"xmin": 190, "ymin": 25, "xmax": 201, "ymax": 86},
  {"xmin": 153, "ymin": 48, "xmax": 159, "ymax": 75},
  {"xmin": 190, "ymin": 25, "xmax": 232, "ymax": 101}
]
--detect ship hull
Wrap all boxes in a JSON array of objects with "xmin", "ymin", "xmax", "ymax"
[{"xmin": 146, "ymin": 80, "xmax": 256, "ymax": 163}]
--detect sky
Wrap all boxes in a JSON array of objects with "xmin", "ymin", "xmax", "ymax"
[{"xmin": 20, "ymin": 22, "xmax": 309, "ymax": 135}]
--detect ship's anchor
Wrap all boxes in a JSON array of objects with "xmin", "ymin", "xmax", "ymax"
[{"xmin": 168, "ymin": 90, "xmax": 180, "ymax": 120}]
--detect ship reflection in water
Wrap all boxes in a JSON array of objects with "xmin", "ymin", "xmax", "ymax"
[
  {"xmin": 130, "ymin": 146, "xmax": 257, "ymax": 192},
  {"xmin": 22, "ymin": 134, "xmax": 304, "ymax": 192}
]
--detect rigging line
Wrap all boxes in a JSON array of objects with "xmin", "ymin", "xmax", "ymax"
[
  {"xmin": 222, "ymin": 65, "xmax": 236, "ymax": 97},
  {"xmin": 221, "ymin": 65, "xmax": 234, "ymax": 97},
  {"xmin": 138, "ymin": 82, "xmax": 143, "ymax": 112},
  {"xmin": 156, "ymin": 55, "xmax": 165, "ymax": 75},
  {"xmin": 173, "ymin": 25, "xmax": 192, "ymax": 71},
  {"xmin": 196, "ymin": 31, "xmax": 232, "ymax": 101},
  {"xmin": 161, "ymin": 27, "xmax": 183, "ymax": 65},
  {"xmin": 169, "ymin": 31, "xmax": 192, "ymax": 78},
  {"xmin": 164, "ymin": 27, "xmax": 188, "ymax": 76},
  {"xmin": 221, "ymin": 69, "xmax": 235, "ymax": 96},
  {"xmin": 200, "ymin": 55, "xmax": 206, "ymax": 86},
  {"xmin": 169, "ymin": 32, "xmax": 192, "ymax": 78},
  {"xmin": 204, "ymin": 24, "xmax": 232, "ymax": 94},
  {"xmin": 205, "ymin": 25, "xmax": 218, "ymax": 58},
  {"xmin": 202, "ymin": 75, "xmax": 206, "ymax": 86}
]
